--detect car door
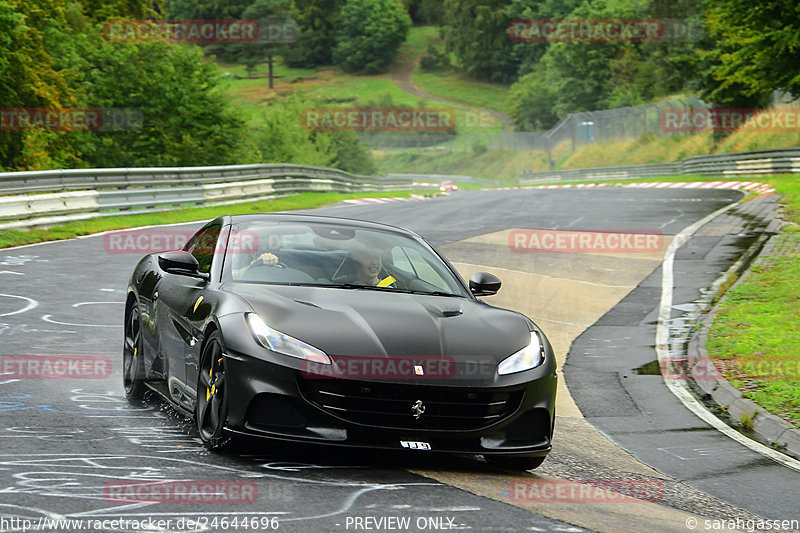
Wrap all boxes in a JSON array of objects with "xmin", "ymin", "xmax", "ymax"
[{"xmin": 154, "ymin": 223, "xmax": 221, "ymax": 407}]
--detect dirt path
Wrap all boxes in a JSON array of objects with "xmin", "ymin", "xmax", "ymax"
[{"xmin": 390, "ymin": 59, "xmax": 512, "ymax": 133}]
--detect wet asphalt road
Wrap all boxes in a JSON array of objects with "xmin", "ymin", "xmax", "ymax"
[{"xmin": 1, "ymin": 187, "xmax": 797, "ymax": 532}]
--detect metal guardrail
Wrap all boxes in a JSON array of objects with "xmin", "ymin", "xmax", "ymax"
[
  {"xmin": 520, "ymin": 147, "xmax": 800, "ymax": 184},
  {"xmin": 0, "ymin": 164, "xmax": 411, "ymax": 228}
]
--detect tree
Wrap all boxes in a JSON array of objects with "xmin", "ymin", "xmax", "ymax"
[
  {"xmin": 441, "ymin": 0, "xmax": 517, "ymax": 83},
  {"xmin": 71, "ymin": 38, "xmax": 249, "ymax": 167},
  {"xmin": 0, "ymin": 0, "xmax": 77, "ymax": 170},
  {"xmin": 165, "ymin": 0, "xmax": 197, "ymax": 18},
  {"xmin": 506, "ymin": 0, "xmax": 580, "ymax": 76},
  {"xmin": 508, "ymin": 64, "xmax": 560, "ymax": 130},
  {"xmin": 507, "ymin": 0, "xmax": 685, "ymax": 124},
  {"xmin": 193, "ymin": 0, "xmax": 252, "ymax": 18},
  {"xmin": 332, "ymin": 0, "xmax": 411, "ymax": 73},
  {"xmin": 235, "ymin": 0, "xmax": 297, "ymax": 88},
  {"xmin": 286, "ymin": 0, "xmax": 347, "ymax": 67},
  {"xmin": 327, "ymin": 130, "xmax": 376, "ymax": 174},
  {"xmin": 401, "ymin": 0, "xmax": 444, "ymax": 24},
  {"xmin": 80, "ymin": 0, "xmax": 161, "ymax": 21},
  {"xmin": 701, "ymin": 0, "xmax": 793, "ymax": 105},
  {"xmin": 251, "ymin": 93, "xmax": 377, "ymax": 173}
]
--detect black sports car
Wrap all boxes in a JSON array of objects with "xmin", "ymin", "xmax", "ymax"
[{"xmin": 123, "ymin": 214, "xmax": 557, "ymax": 469}]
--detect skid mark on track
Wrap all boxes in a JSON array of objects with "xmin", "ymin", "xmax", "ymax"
[{"xmin": 0, "ymin": 453, "xmax": 447, "ymax": 532}]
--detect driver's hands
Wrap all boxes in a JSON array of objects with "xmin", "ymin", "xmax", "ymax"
[{"xmin": 257, "ymin": 252, "xmax": 278, "ymax": 266}]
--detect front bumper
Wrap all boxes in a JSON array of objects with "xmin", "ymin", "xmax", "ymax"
[{"xmin": 221, "ymin": 347, "xmax": 557, "ymax": 457}]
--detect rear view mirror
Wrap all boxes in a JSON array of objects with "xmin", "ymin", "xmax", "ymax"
[{"xmin": 469, "ymin": 272, "xmax": 501, "ymax": 296}]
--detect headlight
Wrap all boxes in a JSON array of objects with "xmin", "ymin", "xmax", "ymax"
[
  {"xmin": 498, "ymin": 331, "xmax": 545, "ymax": 375},
  {"xmin": 246, "ymin": 313, "xmax": 331, "ymax": 365}
]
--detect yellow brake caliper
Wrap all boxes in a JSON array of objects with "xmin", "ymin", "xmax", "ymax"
[
  {"xmin": 207, "ymin": 357, "xmax": 223, "ymax": 401},
  {"xmin": 206, "ymin": 365, "xmax": 213, "ymax": 401}
]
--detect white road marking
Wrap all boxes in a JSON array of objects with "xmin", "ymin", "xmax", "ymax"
[
  {"xmin": 40, "ymin": 315, "xmax": 121, "ymax": 327},
  {"xmin": 656, "ymin": 201, "xmax": 800, "ymax": 473},
  {"xmin": 72, "ymin": 302, "xmax": 125, "ymax": 307},
  {"xmin": 0, "ymin": 294, "xmax": 38, "ymax": 317}
]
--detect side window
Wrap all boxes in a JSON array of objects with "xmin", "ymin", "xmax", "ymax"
[
  {"xmin": 187, "ymin": 225, "xmax": 221, "ymax": 274},
  {"xmin": 402, "ymin": 247, "xmax": 450, "ymax": 291},
  {"xmin": 391, "ymin": 246, "xmax": 415, "ymax": 274}
]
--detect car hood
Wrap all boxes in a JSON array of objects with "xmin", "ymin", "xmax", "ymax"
[{"xmin": 229, "ymin": 283, "xmax": 531, "ymax": 364}]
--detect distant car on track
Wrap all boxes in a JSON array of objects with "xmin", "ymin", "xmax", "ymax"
[
  {"xmin": 123, "ymin": 214, "xmax": 556, "ymax": 469},
  {"xmin": 439, "ymin": 180, "xmax": 458, "ymax": 192}
]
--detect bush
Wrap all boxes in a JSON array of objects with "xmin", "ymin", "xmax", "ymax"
[
  {"xmin": 252, "ymin": 93, "xmax": 377, "ymax": 174},
  {"xmin": 332, "ymin": 0, "xmax": 411, "ymax": 74},
  {"xmin": 419, "ymin": 43, "xmax": 450, "ymax": 72},
  {"xmin": 508, "ymin": 65, "xmax": 560, "ymax": 131}
]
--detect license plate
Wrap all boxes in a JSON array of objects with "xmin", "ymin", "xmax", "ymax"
[{"xmin": 400, "ymin": 440, "xmax": 431, "ymax": 450}]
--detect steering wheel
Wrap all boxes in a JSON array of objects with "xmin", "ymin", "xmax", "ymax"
[{"xmin": 250, "ymin": 256, "xmax": 285, "ymax": 269}]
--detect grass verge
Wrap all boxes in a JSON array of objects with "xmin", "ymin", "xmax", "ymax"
[
  {"xmin": 706, "ymin": 176, "xmax": 800, "ymax": 429},
  {"xmin": 526, "ymin": 171, "xmax": 800, "ymax": 430},
  {"xmin": 412, "ymin": 71, "xmax": 511, "ymax": 116},
  {"xmin": 0, "ymin": 190, "xmax": 413, "ymax": 250},
  {"xmin": 525, "ymin": 170, "xmax": 799, "ymax": 430}
]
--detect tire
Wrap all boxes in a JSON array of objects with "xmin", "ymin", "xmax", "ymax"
[
  {"xmin": 196, "ymin": 330, "xmax": 235, "ymax": 451},
  {"xmin": 484, "ymin": 455, "xmax": 546, "ymax": 471},
  {"xmin": 123, "ymin": 303, "xmax": 148, "ymax": 403}
]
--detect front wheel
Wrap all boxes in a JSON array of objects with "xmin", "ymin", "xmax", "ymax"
[
  {"xmin": 123, "ymin": 303, "xmax": 147, "ymax": 402},
  {"xmin": 196, "ymin": 331, "xmax": 235, "ymax": 451},
  {"xmin": 484, "ymin": 455, "xmax": 546, "ymax": 471}
]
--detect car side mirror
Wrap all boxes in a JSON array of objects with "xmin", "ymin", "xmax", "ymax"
[
  {"xmin": 158, "ymin": 251, "xmax": 209, "ymax": 280},
  {"xmin": 469, "ymin": 272, "xmax": 501, "ymax": 296}
]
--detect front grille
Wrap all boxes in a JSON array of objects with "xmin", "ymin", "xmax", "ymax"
[{"xmin": 300, "ymin": 379, "xmax": 523, "ymax": 430}]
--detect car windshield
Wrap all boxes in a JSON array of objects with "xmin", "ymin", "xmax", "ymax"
[{"xmin": 224, "ymin": 220, "xmax": 469, "ymax": 297}]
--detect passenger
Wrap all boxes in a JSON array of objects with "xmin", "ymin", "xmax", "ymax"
[{"xmin": 347, "ymin": 245, "xmax": 396, "ymax": 287}]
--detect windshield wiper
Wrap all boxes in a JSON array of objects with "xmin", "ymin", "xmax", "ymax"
[
  {"xmin": 318, "ymin": 283, "xmax": 413, "ymax": 293},
  {"xmin": 313, "ymin": 284, "xmax": 462, "ymax": 297},
  {"xmin": 411, "ymin": 290, "xmax": 464, "ymax": 298}
]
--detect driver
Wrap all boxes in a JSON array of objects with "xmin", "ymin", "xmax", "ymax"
[
  {"xmin": 234, "ymin": 251, "xmax": 279, "ymax": 277},
  {"xmin": 348, "ymin": 245, "xmax": 396, "ymax": 287}
]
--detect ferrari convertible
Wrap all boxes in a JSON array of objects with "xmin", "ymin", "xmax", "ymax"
[{"xmin": 123, "ymin": 214, "xmax": 557, "ymax": 469}]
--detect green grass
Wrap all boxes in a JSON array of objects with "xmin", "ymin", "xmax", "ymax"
[
  {"xmin": 397, "ymin": 26, "xmax": 441, "ymax": 61},
  {"xmin": 0, "ymin": 191, "xmax": 413, "ymax": 250},
  {"xmin": 501, "ymin": 161, "xmax": 800, "ymax": 430},
  {"xmin": 376, "ymin": 148, "xmax": 548, "ymax": 186},
  {"xmin": 528, "ymin": 171, "xmax": 800, "ymax": 430},
  {"xmin": 707, "ymin": 211, "xmax": 800, "ymax": 429},
  {"xmin": 518, "ymin": 166, "xmax": 800, "ymax": 430},
  {"xmin": 401, "ymin": 26, "xmax": 511, "ymax": 116},
  {"xmin": 222, "ymin": 62, "xmax": 500, "ymax": 135},
  {"xmin": 304, "ymin": 75, "xmax": 429, "ymax": 107},
  {"xmin": 216, "ymin": 26, "xmax": 504, "ymax": 134},
  {"xmin": 412, "ymin": 71, "xmax": 511, "ymax": 116}
]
